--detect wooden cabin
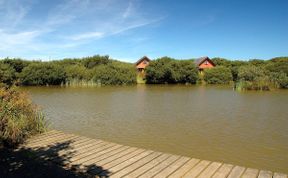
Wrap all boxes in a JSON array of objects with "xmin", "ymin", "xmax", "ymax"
[
  {"xmin": 135, "ymin": 56, "xmax": 151, "ymax": 73},
  {"xmin": 195, "ymin": 56, "xmax": 215, "ymax": 72}
]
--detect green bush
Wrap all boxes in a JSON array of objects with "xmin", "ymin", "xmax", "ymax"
[
  {"xmin": 3, "ymin": 58, "xmax": 30, "ymax": 73},
  {"xmin": 20, "ymin": 63, "xmax": 66, "ymax": 86},
  {"xmin": 82, "ymin": 55, "xmax": 110, "ymax": 69},
  {"xmin": 269, "ymin": 72, "xmax": 288, "ymax": 89},
  {"xmin": 203, "ymin": 66, "xmax": 233, "ymax": 84},
  {"xmin": 237, "ymin": 65, "xmax": 270, "ymax": 90},
  {"xmin": 0, "ymin": 87, "xmax": 46, "ymax": 147},
  {"xmin": 146, "ymin": 57, "xmax": 198, "ymax": 84},
  {"xmin": 0, "ymin": 62, "xmax": 16, "ymax": 86},
  {"xmin": 92, "ymin": 63, "xmax": 136, "ymax": 85},
  {"xmin": 265, "ymin": 60, "xmax": 288, "ymax": 76}
]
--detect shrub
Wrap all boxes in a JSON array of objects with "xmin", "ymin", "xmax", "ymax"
[
  {"xmin": 92, "ymin": 63, "xmax": 136, "ymax": 85},
  {"xmin": 3, "ymin": 58, "xmax": 30, "ymax": 73},
  {"xmin": 265, "ymin": 61, "xmax": 288, "ymax": 76},
  {"xmin": 0, "ymin": 62, "xmax": 16, "ymax": 86},
  {"xmin": 237, "ymin": 66, "xmax": 270, "ymax": 90},
  {"xmin": 20, "ymin": 63, "xmax": 66, "ymax": 86},
  {"xmin": 203, "ymin": 66, "xmax": 233, "ymax": 84},
  {"xmin": 0, "ymin": 87, "xmax": 46, "ymax": 147},
  {"xmin": 269, "ymin": 72, "xmax": 288, "ymax": 89},
  {"xmin": 83, "ymin": 55, "xmax": 110, "ymax": 69},
  {"xmin": 146, "ymin": 57, "xmax": 198, "ymax": 84}
]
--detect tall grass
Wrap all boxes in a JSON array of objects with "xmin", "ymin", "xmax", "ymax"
[
  {"xmin": 0, "ymin": 86, "xmax": 47, "ymax": 147},
  {"xmin": 64, "ymin": 79, "xmax": 100, "ymax": 87}
]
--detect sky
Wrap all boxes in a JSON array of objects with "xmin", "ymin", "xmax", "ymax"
[{"xmin": 0, "ymin": 0, "xmax": 287, "ymax": 62}]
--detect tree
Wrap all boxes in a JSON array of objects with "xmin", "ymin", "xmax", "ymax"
[
  {"xmin": 92, "ymin": 63, "xmax": 136, "ymax": 85},
  {"xmin": 0, "ymin": 62, "xmax": 15, "ymax": 86},
  {"xmin": 83, "ymin": 55, "xmax": 110, "ymax": 69},
  {"xmin": 269, "ymin": 72, "xmax": 288, "ymax": 89},
  {"xmin": 3, "ymin": 58, "xmax": 30, "ymax": 73},
  {"xmin": 203, "ymin": 66, "xmax": 233, "ymax": 84},
  {"xmin": 211, "ymin": 57, "xmax": 232, "ymax": 68},
  {"xmin": 20, "ymin": 63, "xmax": 66, "ymax": 85},
  {"xmin": 146, "ymin": 57, "xmax": 198, "ymax": 84}
]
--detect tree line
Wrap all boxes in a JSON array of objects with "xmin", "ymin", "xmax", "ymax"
[
  {"xmin": 145, "ymin": 57, "xmax": 288, "ymax": 90},
  {"xmin": 0, "ymin": 55, "xmax": 287, "ymax": 90},
  {"xmin": 0, "ymin": 55, "xmax": 136, "ymax": 87}
]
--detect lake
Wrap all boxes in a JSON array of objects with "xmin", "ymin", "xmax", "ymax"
[{"xmin": 21, "ymin": 85, "xmax": 288, "ymax": 173}]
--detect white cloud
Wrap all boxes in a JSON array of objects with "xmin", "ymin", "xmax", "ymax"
[
  {"xmin": 0, "ymin": 30, "xmax": 41, "ymax": 49},
  {"xmin": 122, "ymin": 1, "xmax": 134, "ymax": 18},
  {"xmin": 69, "ymin": 32, "xmax": 104, "ymax": 40},
  {"xmin": 0, "ymin": 0, "xmax": 165, "ymax": 59}
]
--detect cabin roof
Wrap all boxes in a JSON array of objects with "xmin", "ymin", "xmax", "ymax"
[
  {"xmin": 194, "ymin": 56, "xmax": 215, "ymax": 66},
  {"xmin": 135, "ymin": 56, "xmax": 151, "ymax": 66}
]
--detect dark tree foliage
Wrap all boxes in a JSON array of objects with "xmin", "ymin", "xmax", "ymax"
[
  {"xmin": 248, "ymin": 59, "xmax": 266, "ymax": 66},
  {"xmin": 2, "ymin": 58, "xmax": 30, "ymax": 73},
  {"xmin": 269, "ymin": 72, "xmax": 288, "ymax": 89},
  {"xmin": 65, "ymin": 65, "xmax": 91, "ymax": 81},
  {"xmin": 83, "ymin": 55, "xmax": 110, "ymax": 69},
  {"xmin": 269, "ymin": 57, "xmax": 288, "ymax": 63},
  {"xmin": 145, "ymin": 57, "xmax": 198, "ymax": 84},
  {"xmin": 203, "ymin": 66, "xmax": 233, "ymax": 84},
  {"xmin": 211, "ymin": 58, "xmax": 232, "ymax": 68},
  {"xmin": 93, "ymin": 62, "xmax": 136, "ymax": 85},
  {"xmin": 265, "ymin": 61, "xmax": 288, "ymax": 75},
  {"xmin": 0, "ymin": 62, "xmax": 15, "ymax": 86},
  {"xmin": 20, "ymin": 63, "xmax": 66, "ymax": 86}
]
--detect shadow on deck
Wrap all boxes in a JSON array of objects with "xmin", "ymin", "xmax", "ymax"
[{"xmin": 0, "ymin": 140, "xmax": 110, "ymax": 178}]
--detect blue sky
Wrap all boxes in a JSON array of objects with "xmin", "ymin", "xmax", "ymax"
[{"xmin": 0, "ymin": 0, "xmax": 287, "ymax": 62}]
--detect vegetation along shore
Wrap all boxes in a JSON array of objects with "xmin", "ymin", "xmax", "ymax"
[{"xmin": 0, "ymin": 55, "xmax": 287, "ymax": 90}]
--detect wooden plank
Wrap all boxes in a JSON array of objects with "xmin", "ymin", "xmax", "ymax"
[
  {"xmin": 89, "ymin": 149, "xmax": 146, "ymax": 175},
  {"xmin": 26, "ymin": 130, "xmax": 61, "ymax": 143},
  {"xmin": 47, "ymin": 137, "xmax": 99, "ymax": 162},
  {"xmin": 124, "ymin": 153, "xmax": 170, "ymax": 178},
  {"xmin": 154, "ymin": 156, "xmax": 190, "ymax": 178},
  {"xmin": 27, "ymin": 135, "xmax": 78, "ymax": 151},
  {"xmin": 51, "ymin": 140, "xmax": 104, "ymax": 164},
  {"xmin": 95, "ymin": 147, "xmax": 139, "ymax": 167},
  {"xmin": 68, "ymin": 142, "xmax": 117, "ymax": 163},
  {"xmin": 73, "ymin": 144, "xmax": 124, "ymax": 169},
  {"xmin": 26, "ymin": 130, "xmax": 67, "ymax": 143},
  {"xmin": 35, "ymin": 135, "xmax": 83, "ymax": 158},
  {"xmin": 138, "ymin": 155, "xmax": 180, "ymax": 178},
  {"xmin": 212, "ymin": 163, "xmax": 234, "ymax": 178},
  {"xmin": 273, "ymin": 172, "xmax": 288, "ymax": 178},
  {"xmin": 79, "ymin": 146, "xmax": 130, "ymax": 166},
  {"xmin": 100, "ymin": 150, "xmax": 153, "ymax": 176},
  {"xmin": 61, "ymin": 141, "xmax": 111, "ymax": 165},
  {"xmin": 24, "ymin": 134, "xmax": 76, "ymax": 148},
  {"xmin": 110, "ymin": 152, "xmax": 162, "ymax": 178},
  {"xmin": 258, "ymin": 170, "xmax": 272, "ymax": 178},
  {"xmin": 182, "ymin": 160, "xmax": 211, "ymax": 178},
  {"xmin": 227, "ymin": 166, "xmax": 245, "ymax": 178},
  {"xmin": 241, "ymin": 168, "xmax": 259, "ymax": 178},
  {"xmin": 197, "ymin": 162, "xmax": 222, "ymax": 178},
  {"xmin": 168, "ymin": 158, "xmax": 200, "ymax": 178},
  {"xmin": 18, "ymin": 132, "xmax": 68, "ymax": 150}
]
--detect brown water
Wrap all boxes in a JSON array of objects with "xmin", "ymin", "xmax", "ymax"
[{"xmin": 21, "ymin": 85, "xmax": 288, "ymax": 173}]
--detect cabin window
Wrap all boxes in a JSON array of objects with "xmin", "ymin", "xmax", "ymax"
[
  {"xmin": 205, "ymin": 60, "xmax": 208, "ymax": 65},
  {"xmin": 143, "ymin": 60, "xmax": 147, "ymax": 64}
]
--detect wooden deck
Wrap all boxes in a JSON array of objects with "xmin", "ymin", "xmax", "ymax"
[{"xmin": 20, "ymin": 130, "xmax": 287, "ymax": 178}]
